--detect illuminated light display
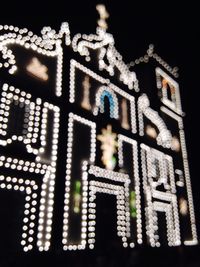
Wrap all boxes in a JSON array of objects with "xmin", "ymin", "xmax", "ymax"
[
  {"xmin": 156, "ymin": 67, "xmax": 183, "ymax": 115},
  {"xmin": 96, "ymin": 4, "xmax": 110, "ymax": 30},
  {"xmin": 130, "ymin": 190, "xmax": 137, "ymax": 218},
  {"xmin": 141, "ymin": 143, "xmax": 181, "ymax": 247},
  {"xmin": 97, "ymin": 124, "xmax": 118, "ymax": 170},
  {"xmin": 26, "ymin": 57, "xmax": 49, "ymax": 81},
  {"xmin": 121, "ymin": 98, "xmax": 130, "ymax": 130},
  {"xmin": 145, "ymin": 124, "xmax": 158, "ymax": 139},
  {"xmin": 81, "ymin": 75, "xmax": 92, "ymax": 110},
  {"xmin": 171, "ymin": 136, "xmax": 181, "ymax": 152},
  {"xmin": 138, "ymin": 93, "xmax": 172, "ymax": 148},
  {"xmin": 0, "ymin": 4, "xmax": 198, "ymax": 254},
  {"xmin": 179, "ymin": 197, "xmax": 188, "ymax": 216},
  {"xmin": 73, "ymin": 180, "xmax": 82, "ymax": 214}
]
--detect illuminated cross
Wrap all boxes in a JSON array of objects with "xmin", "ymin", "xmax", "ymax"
[
  {"xmin": 97, "ymin": 124, "xmax": 118, "ymax": 170},
  {"xmin": 96, "ymin": 4, "xmax": 109, "ymax": 30}
]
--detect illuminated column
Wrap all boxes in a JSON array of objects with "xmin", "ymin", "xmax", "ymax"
[
  {"xmin": 26, "ymin": 57, "xmax": 49, "ymax": 81},
  {"xmin": 36, "ymin": 103, "xmax": 60, "ymax": 251},
  {"xmin": 69, "ymin": 60, "xmax": 137, "ymax": 134},
  {"xmin": 62, "ymin": 113, "xmax": 96, "ymax": 250},
  {"xmin": 118, "ymin": 135, "xmax": 142, "ymax": 245}
]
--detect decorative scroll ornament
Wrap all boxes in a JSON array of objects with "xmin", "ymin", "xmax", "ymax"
[{"xmin": 138, "ymin": 94, "xmax": 172, "ymax": 148}]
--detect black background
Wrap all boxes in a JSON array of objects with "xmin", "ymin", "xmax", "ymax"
[{"xmin": 0, "ymin": 0, "xmax": 200, "ymax": 266}]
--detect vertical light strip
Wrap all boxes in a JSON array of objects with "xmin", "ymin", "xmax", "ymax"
[
  {"xmin": 161, "ymin": 106, "xmax": 198, "ymax": 245},
  {"xmin": 55, "ymin": 40, "xmax": 63, "ymax": 97},
  {"xmin": 88, "ymin": 180, "xmax": 129, "ymax": 249},
  {"xmin": 118, "ymin": 134, "xmax": 142, "ymax": 245},
  {"xmin": 62, "ymin": 113, "xmax": 96, "ymax": 250},
  {"xmin": 37, "ymin": 103, "xmax": 60, "ymax": 251}
]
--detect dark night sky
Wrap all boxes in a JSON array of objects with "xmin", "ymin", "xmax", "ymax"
[{"xmin": 0, "ymin": 0, "xmax": 200, "ymax": 266}]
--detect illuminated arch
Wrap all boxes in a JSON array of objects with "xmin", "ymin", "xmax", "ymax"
[
  {"xmin": 88, "ymin": 164, "xmax": 131, "ymax": 249},
  {"xmin": 93, "ymin": 86, "xmax": 119, "ymax": 119}
]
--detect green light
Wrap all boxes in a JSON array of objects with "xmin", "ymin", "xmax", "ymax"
[
  {"xmin": 73, "ymin": 180, "xmax": 81, "ymax": 214},
  {"xmin": 130, "ymin": 190, "xmax": 136, "ymax": 218}
]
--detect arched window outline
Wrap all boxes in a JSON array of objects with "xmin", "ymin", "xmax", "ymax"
[
  {"xmin": 155, "ymin": 67, "xmax": 183, "ymax": 115},
  {"xmin": 93, "ymin": 86, "xmax": 119, "ymax": 119}
]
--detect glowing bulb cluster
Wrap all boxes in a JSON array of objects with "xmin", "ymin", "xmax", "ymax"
[
  {"xmin": 0, "ymin": 175, "xmax": 38, "ymax": 252},
  {"xmin": 140, "ymin": 143, "xmax": 181, "ymax": 247},
  {"xmin": 156, "ymin": 67, "xmax": 182, "ymax": 115},
  {"xmin": 138, "ymin": 93, "xmax": 172, "ymax": 148},
  {"xmin": 69, "ymin": 59, "xmax": 137, "ymax": 133},
  {"xmin": 62, "ymin": 114, "xmax": 96, "ymax": 250},
  {"xmin": 0, "ymin": 83, "xmax": 60, "ymax": 252},
  {"xmin": 72, "ymin": 27, "xmax": 138, "ymax": 90},
  {"xmin": 0, "ymin": 23, "xmax": 65, "ymax": 96}
]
